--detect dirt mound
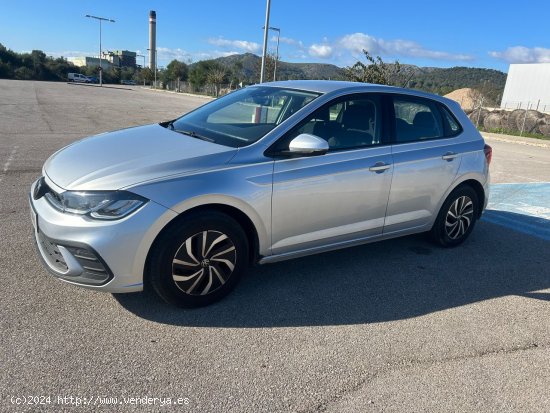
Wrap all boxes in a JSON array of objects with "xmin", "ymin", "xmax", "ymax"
[{"xmin": 444, "ymin": 88, "xmax": 480, "ymax": 111}]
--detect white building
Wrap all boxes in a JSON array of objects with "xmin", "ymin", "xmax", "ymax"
[
  {"xmin": 501, "ymin": 63, "xmax": 550, "ymax": 113},
  {"xmin": 67, "ymin": 56, "xmax": 112, "ymax": 70}
]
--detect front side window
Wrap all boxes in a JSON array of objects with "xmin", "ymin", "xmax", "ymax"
[
  {"xmin": 171, "ymin": 87, "xmax": 319, "ymax": 147},
  {"xmin": 275, "ymin": 94, "xmax": 383, "ymax": 153},
  {"xmin": 393, "ymin": 97, "xmax": 444, "ymax": 142}
]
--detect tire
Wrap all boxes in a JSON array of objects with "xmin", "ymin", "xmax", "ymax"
[
  {"xmin": 431, "ymin": 185, "xmax": 479, "ymax": 247},
  {"xmin": 147, "ymin": 211, "xmax": 248, "ymax": 308}
]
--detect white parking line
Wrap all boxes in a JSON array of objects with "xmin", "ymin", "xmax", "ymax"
[{"xmin": 0, "ymin": 146, "xmax": 19, "ymax": 183}]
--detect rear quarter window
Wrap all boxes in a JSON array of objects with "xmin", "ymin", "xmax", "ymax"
[{"xmin": 438, "ymin": 104, "xmax": 463, "ymax": 137}]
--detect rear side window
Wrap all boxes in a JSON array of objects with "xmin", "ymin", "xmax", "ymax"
[
  {"xmin": 392, "ymin": 97, "xmax": 444, "ymax": 143},
  {"xmin": 438, "ymin": 104, "xmax": 462, "ymax": 136}
]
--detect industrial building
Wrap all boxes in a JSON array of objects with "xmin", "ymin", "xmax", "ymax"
[
  {"xmin": 68, "ymin": 50, "xmax": 137, "ymax": 70},
  {"xmin": 67, "ymin": 56, "xmax": 112, "ymax": 69},
  {"xmin": 68, "ymin": 9, "xmax": 155, "ymax": 80},
  {"xmin": 500, "ymin": 63, "xmax": 550, "ymax": 112}
]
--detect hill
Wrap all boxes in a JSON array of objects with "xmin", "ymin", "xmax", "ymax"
[
  {"xmin": 193, "ymin": 53, "xmax": 506, "ymax": 104},
  {"xmin": 194, "ymin": 53, "xmax": 345, "ymax": 82},
  {"xmin": 405, "ymin": 66, "xmax": 506, "ymax": 105}
]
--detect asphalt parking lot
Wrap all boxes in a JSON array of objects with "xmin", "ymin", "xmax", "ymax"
[{"xmin": 1, "ymin": 80, "xmax": 549, "ymax": 412}]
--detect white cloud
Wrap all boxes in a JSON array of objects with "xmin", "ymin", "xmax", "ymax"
[
  {"xmin": 337, "ymin": 33, "xmax": 379, "ymax": 56},
  {"xmin": 336, "ymin": 32, "xmax": 473, "ymax": 61},
  {"xmin": 274, "ymin": 36, "xmax": 304, "ymax": 49},
  {"xmin": 489, "ymin": 46, "xmax": 550, "ymax": 63},
  {"xmin": 155, "ymin": 48, "xmax": 240, "ymax": 64},
  {"xmin": 194, "ymin": 50, "xmax": 240, "ymax": 60},
  {"xmin": 309, "ymin": 43, "xmax": 333, "ymax": 58},
  {"xmin": 155, "ymin": 47, "xmax": 193, "ymax": 62},
  {"xmin": 208, "ymin": 37, "xmax": 260, "ymax": 53}
]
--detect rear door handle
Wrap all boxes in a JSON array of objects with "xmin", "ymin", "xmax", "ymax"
[
  {"xmin": 442, "ymin": 152, "xmax": 458, "ymax": 161},
  {"xmin": 369, "ymin": 162, "xmax": 391, "ymax": 173}
]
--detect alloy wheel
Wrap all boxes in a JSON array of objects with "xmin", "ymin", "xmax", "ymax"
[
  {"xmin": 445, "ymin": 195, "xmax": 474, "ymax": 240},
  {"xmin": 172, "ymin": 230, "xmax": 236, "ymax": 296}
]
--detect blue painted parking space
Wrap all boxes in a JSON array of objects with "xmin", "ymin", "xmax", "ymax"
[{"xmin": 483, "ymin": 182, "xmax": 550, "ymax": 241}]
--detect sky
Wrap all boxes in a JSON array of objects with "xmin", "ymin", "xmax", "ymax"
[{"xmin": 1, "ymin": 0, "xmax": 550, "ymax": 72}]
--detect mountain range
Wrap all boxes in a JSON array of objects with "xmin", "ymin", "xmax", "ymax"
[{"xmin": 196, "ymin": 53, "xmax": 507, "ymax": 104}]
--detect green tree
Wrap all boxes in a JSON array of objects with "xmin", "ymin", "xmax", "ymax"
[
  {"xmin": 0, "ymin": 43, "xmax": 79, "ymax": 81},
  {"xmin": 120, "ymin": 66, "xmax": 136, "ymax": 81},
  {"xmin": 138, "ymin": 67, "xmax": 154, "ymax": 85},
  {"xmin": 14, "ymin": 66, "xmax": 33, "ymax": 80},
  {"xmin": 206, "ymin": 66, "xmax": 227, "ymax": 97},
  {"xmin": 188, "ymin": 60, "xmax": 223, "ymax": 91},
  {"xmin": 254, "ymin": 52, "xmax": 278, "ymax": 83},
  {"xmin": 227, "ymin": 61, "xmax": 244, "ymax": 88},
  {"xmin": 344, "ymin": 50, "xmax": 403, "ymax": 86},
  {"xmin": 164, "ymin": 59, "xmax": 188, "ymax": 82}
]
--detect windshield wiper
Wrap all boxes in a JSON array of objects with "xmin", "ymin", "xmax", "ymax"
[
  {"xmin": 175, "ymin": 129, "xmax": 215, "ymax": 143},
  {"xmin": 160, "ymin": 119, "xmax": 176, "ymax": 130}
]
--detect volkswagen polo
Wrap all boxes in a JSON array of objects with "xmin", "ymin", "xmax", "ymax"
[{"xmin": 29, "ymin": 81, "xmax": 491, "ymax": 307}]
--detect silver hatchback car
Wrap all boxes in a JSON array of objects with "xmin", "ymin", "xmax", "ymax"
[{"xmin": 30, "ymin": 81, "xmax": 491, "ymax": 307}]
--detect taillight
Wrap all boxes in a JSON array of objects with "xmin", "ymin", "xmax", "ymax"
[{"xmin": 484, "ymin": 144, "xmax": 492, "ymax": 166}]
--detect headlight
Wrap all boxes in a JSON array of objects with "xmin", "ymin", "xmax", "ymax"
[{"xmin": 45, "ymin": 190, "xmax": 148, "ymax": 220}]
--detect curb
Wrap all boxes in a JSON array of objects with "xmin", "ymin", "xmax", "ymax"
[
  {"xmin": 481, "ymin": 132, "xmax": 550, "ymax": 149},
  {"xmin": 140, "ymin": 87, "xmax": 214, "ymax": 100}
]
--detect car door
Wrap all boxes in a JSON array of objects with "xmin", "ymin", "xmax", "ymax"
[
  {"xmin": 384, "ymin": 94, "xmax": 464, "ymax": 234},
  {"xmin": 269, "ymin": 94, "xmax": 393, "ymax": 256}
]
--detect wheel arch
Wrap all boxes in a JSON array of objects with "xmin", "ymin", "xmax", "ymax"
[
  {"xmin": 457, "ymin": 179, "xmax": 485, "ymax": 219},
  {"xmin": 145, "ymin": 202, "xmax": 263, "ymax": 284},
  {"xmin": 431, "ymin": 174, "xmax": 487, "ymax": 231}
]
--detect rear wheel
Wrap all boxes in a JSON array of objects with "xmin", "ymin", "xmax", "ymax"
[
  {"xmin": 148, "ymin": 211, "xmax": 248, "ymax": 307},
  {"xmin": 431, "ymin": 186, "xmax": 479, "ymax": 247}
]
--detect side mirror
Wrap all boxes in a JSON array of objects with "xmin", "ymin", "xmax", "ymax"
[{"xmin": 288, "ymin": 134, "xmax": 329, "ymax": 156}]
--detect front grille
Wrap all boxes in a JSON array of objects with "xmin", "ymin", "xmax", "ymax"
[{"xmin": 37, "ymin": 230, "xmax": 69, "ymax": 273}]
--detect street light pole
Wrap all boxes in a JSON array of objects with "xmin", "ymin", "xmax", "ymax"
[
  {"xmin": 260, "ymin": 0, "xmax": 271, "ymax": 83},
  {"xmin": 261, "ymin": 25, "xmax": 280, "ymax": 82},
  {"xmin": 85, "ymin": 14, "xmax": 115, "ymax": 87},
  {"xmin": 270, "ymin": 27, "xmax": 280, "ymax": 81},
  {"xmin": 137, "ymin": 54, "xmax": 146, "ymax": 85}
]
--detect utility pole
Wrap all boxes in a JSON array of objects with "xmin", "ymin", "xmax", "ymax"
[
  {"xmin": 85, "ymin": 14, "xmax": 115, "ymax": 86},
  {"xmin": 260, "ymin": 0, "xmax": 271, "ymax": 83},
  {"xmin": 137, "ymin": 54, "xmax": 146, "ymax": 85},
  {"xmin": 261, "ymin": 26, "xmax": 281, "ymax": 81}
]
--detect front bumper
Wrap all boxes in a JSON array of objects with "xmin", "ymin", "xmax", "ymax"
[{"xmin": 29, "ymin": 179, "xmax": 178, "ymax": 293}]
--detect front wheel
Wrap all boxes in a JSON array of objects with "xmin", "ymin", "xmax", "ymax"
[
  {"xmin": 147, "ymin": 211, "xmax": 248, "ymax": 307},
  {"xmin": 431, "ymin": 186, "xmax": 479, "ymax": 247}
]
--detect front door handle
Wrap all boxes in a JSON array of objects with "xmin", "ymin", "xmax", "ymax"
[
  {"xmin": 369, "ymin": 162, "xmax": 391, "ymax": 173},
  {"xmin": 442, "ymin": 152, "xmax": 458, "ymax": 161}
]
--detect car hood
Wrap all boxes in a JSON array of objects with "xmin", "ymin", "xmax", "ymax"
[{"xmin": 44, "ymin": 124, "xmax": 237, "ymax": 191}]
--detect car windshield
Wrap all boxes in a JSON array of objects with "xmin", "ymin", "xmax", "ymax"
[{"xmin": 169, "ymin": 86, "xmax": 320, "ymax": 147}]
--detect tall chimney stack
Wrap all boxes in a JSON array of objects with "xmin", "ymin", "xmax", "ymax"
[{"xmin": 149, "ymin": 10, "xmax": 156, "ymax": 70}]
